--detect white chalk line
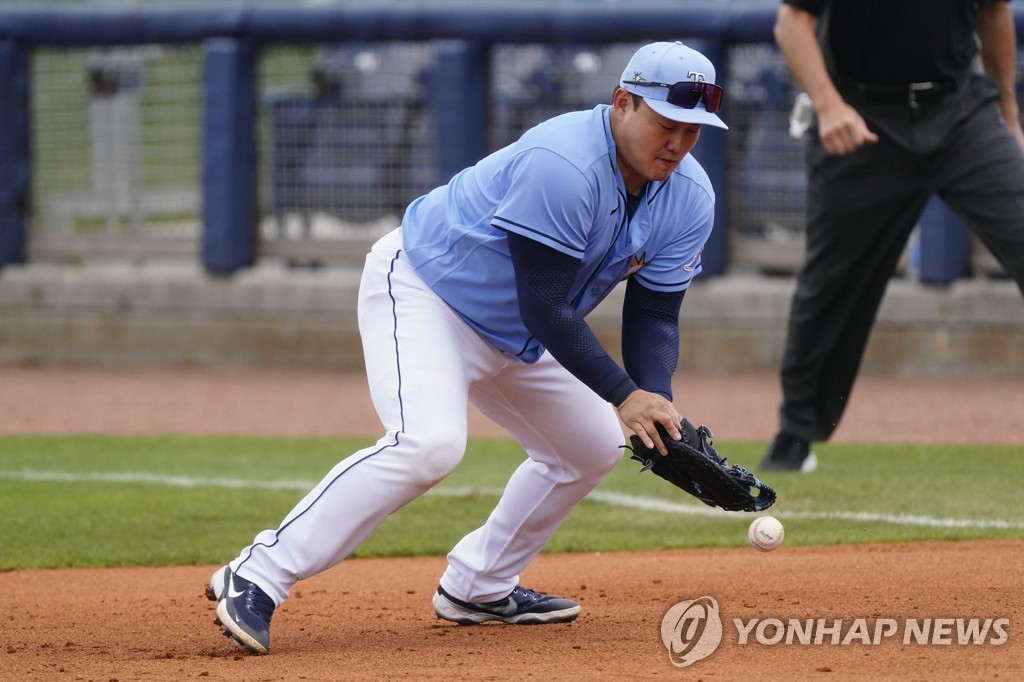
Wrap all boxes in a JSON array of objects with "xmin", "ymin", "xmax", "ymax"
[{"xmin": 1, "ymin": 469, "xmax": 1022, "ymax": 531}]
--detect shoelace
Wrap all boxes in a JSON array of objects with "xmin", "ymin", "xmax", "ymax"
[
  {"xmin": 512, "ymin": 587, "xmax": 545, "ymax": 603},
  {"xmin": 247, "ymin": 584, "xmax": 276, "ymax": 623}
]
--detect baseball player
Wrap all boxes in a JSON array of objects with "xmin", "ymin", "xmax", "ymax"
[{"xmin": 206, "ymin": 40, "xmax": 728, "ymax": 655}]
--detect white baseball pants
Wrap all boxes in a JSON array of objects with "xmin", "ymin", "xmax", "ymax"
[{"xmin": 231, "ymin": 228, "xmax": 626, "ymax": 606}]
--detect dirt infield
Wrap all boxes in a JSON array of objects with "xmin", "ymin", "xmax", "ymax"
[
  {"xmin": 5, "ymin": 365, "xmax": 1024, "ymax": 444},
  {"xmin": 2, "ymin": 366, "xmax": 1023, "ymax": 680}
]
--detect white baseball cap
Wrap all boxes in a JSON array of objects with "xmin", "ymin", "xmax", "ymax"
[{"xmin": 620, "ymin": 41, "xmax": 728, "ymax": 130}]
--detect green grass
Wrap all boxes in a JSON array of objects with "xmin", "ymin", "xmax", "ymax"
[{"xmin": 0, "ymin": 435, "xmax": 1021, "ymax": 570}]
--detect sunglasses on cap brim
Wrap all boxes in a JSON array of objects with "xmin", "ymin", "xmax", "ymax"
[{"xmin": 623, "ymin": 79, "xmax": 725, "ymax": 114}]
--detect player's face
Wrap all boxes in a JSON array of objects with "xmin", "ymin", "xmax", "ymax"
[{"xmin": 611, "ymin": 89, "xmax": 701, "ymax": 193}]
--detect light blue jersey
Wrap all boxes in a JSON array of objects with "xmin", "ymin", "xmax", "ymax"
[{"xmin": 402, "ymin": 104, "xmax": 715, "ymax": 363}]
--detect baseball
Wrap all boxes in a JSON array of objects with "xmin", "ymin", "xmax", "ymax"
[{"xmin": 748, "ymin": 516, "xmax": 784, "ymax": 552}]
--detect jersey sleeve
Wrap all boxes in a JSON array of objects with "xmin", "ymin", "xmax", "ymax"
[
  {"xmin": 621, "ymin": 279, "xmax": 684, "ymax": 400},
  {"xmin": 507, "ymin": 232, "xmax": 638, "ymax": 405},
  {"xmin": 490, "ymin": 148, "xmax": 596, "ymax": 259}
]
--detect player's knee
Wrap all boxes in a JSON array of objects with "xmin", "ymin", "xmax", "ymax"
[
  {"xmin": 408, "ymin": 435, "xmax": 465, "ymax": 486},
  {"xmin": 592, "ymin": 441, "xmax": 627, "ymax": 479},
  {"xmin": 570, "ymin": 435, "xmax": 627, "ymax": 484}
]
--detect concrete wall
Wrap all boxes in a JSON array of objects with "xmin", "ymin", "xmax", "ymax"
[{"xmin": 2, "ymin": 263, "xmax": 1023, "ymax": 376}]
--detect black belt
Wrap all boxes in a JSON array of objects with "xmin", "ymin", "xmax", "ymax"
[{"xmin": 838, "ymin": 78, "xmax": 958, "ymax": 109}]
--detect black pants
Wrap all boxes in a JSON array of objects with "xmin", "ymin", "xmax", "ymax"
[{"xmin": 778, "ymin": 100, "xmax": 1024, "ymax": 441}]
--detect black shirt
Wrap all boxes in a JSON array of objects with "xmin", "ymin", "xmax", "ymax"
[{"xmin": 782, "ymin": 0, "xmax": 1007, "ymax": 84}]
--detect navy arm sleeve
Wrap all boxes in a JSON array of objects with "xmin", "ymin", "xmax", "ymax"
[
  {"xmin": 621, "ymin": 278, "xmax": 684, "ymax": 401},
  {"xmin": 506, "ymin": 231, "xmax": 639, "ymax": 406}
]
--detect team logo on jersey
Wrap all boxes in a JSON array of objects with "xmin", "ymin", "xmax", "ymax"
[
  {"xmin": 683, "ymin": 249, "xmax": 702, "ymax": 272},
  {"xmin": 625, "ymin": 252, "xmax": 648, "ymax": 278}
]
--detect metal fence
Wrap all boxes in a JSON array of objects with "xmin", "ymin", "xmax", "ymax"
[
  {"xmin": 257, "ymin": 42, "xmax": 435, "ymax": 256},
  {"xmin": 2, "ymin": 2, "xmax": 1018, "ymax": 278},
  {"xmin": 25, "ymin": 37, "xmax": 811, "ymax": 271},
  {"xmin": 30, "ymin": 44, "xmax": 202, "ymax": 260}
]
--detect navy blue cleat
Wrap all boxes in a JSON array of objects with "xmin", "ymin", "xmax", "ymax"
[
  {"xmin": 204, "ymin": 565, "xmax": 232, "ymax": 602},
  {"xmin": 206, "ymin": 566, "xmax": 275, "ymax": 655},
  {"xmin": 433, "ymin": 585, "xmax": 580, "ymax": 625}
]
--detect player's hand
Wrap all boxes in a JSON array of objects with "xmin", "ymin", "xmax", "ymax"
[
  {"xmin": 615, "ymin": 389, "xmax": 683, "ymax": 456},
  {"xmin": 815, "ymin": 97, "xmax": 878, "ymax": 155}
]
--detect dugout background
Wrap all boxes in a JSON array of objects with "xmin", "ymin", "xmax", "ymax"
[{"xmin": 1, "ymin": 0, "xmax": 1022, "ymax": 372}]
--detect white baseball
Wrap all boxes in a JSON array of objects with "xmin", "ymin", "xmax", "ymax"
[{"xmin": 748, "ymin": 516, "xmax": 784, "ymax": 552}]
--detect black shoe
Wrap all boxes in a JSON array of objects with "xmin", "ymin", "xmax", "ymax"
[
  {"xmin": 208, "ymin": 566, "xmax": 275, "ymax": 655},
  {"xmin": 759, "ymin": 432, "xmax": 818, "ymax": 473},
  {"xmin": 433, "ymin": 585, "xmax": 580, "ymax": 625}
]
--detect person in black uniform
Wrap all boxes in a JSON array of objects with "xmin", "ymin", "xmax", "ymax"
[{"xmin": 760, "ymin": 0, "xmax": 1024, "ymax": 472}]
